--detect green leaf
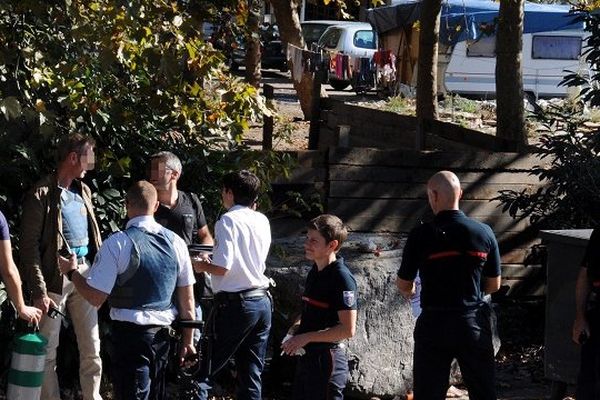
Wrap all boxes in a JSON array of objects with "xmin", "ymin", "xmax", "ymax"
[{"xmin": 0, "ymin": 97, "xmax": 22, "ymax": 120}]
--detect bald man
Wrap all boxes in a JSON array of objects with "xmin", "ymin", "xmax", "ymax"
[{"xmin": 396, "ymin": 171, "xmax": 501, "ymax": 400}]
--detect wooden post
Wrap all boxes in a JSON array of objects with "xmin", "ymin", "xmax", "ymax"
[
  {"xmin": 263, "ymin": 84, "xmax": 274, "ymax": 150},
  {"xmin": 308, "ymin": 71, "xmax": 323, "ymax": 150},
  {"xmin": 415, "ymin": 117, "xmax": 425, "ymax": 151},
  {"xmin": 337, "ymin": 125, "xmax": 351, "ymax": 147}
]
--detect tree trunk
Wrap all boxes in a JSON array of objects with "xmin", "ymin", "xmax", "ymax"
[
  {"xmin": 496, "ymin": 0, "xmax": 527, "ymax": 150},
  {"xmin": 245, "ymin": 0, "xmax": 262, "ymax": 88},
  {"xmin": 269, "ymin": 0, "xmax": 319, "ymax": 120},
  {"xmin": 416, "ymin": 0, "xmax": 441, "ymax": 122}
]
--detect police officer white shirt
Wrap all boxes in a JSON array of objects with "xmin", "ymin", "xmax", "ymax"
[
  {"xmin": 86, "ymin": 215, "xmax": 195, "ymax": 326},
  {"xmin": 211, "ymin": 205, "xmax": 271, "ymax": 293}
]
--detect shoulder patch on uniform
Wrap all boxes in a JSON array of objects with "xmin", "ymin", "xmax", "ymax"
[{"xmin": 343, "ymin": 290, "xmax": 355, "ymax": 307}]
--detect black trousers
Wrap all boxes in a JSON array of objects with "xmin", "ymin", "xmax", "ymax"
[
  {"xmin": 292, "ymin": 345, "xmax": 348, "ymax": 400},
  {"xmin": 576, "ymin": 308, "xmax": 600, "ymax": 399},
  {"xmin": 413, "ymin": 305, "xmax": 497, "ymax": 400},
  {"xmin": 109, "ymin": 321, "xmax": 171, "ymax": 400}
]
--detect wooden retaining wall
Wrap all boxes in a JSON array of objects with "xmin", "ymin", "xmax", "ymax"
[
  {"xmin": 318, "ymin": 98, "xmax": 520, "ymax": 151},
  {"xmin": 280, "ymin": 147, "xmax": 548, "ymax": 297}
]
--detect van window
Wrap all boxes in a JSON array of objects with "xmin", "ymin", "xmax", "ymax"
[
  {"xmin": 354, "ymin": 30, "xmax": 376, "ymax": 49},
  {"xmin": 532, "ymin": 36, "xmax": 581, "ymax": 60},
  {"xmin": 319, "ymin": 28, "xmax": 342, "ymax": 49},
  {"xmin": 466, "ymin": 36, "xmax": 495, "ymax": 58}
]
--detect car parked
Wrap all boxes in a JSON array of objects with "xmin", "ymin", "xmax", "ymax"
[
  {"xmin": 230, "ymin": 24, "xmax": 288, "ymax": 72},
  {"xmin": 317, "ymin": 22, "xmax": 378, "ymax": 90},
  {"xmin": 301, "ymin": 20, "xmax": 343, "ymax": 49}
]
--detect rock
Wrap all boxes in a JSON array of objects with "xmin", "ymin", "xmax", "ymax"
[{"xmin": 267, "ymin": 233, "xmax": 415, "ymax": 399}]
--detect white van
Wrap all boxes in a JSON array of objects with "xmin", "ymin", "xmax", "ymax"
[
  {"xmin": 301, "ymin": 20, "xmax": 343, "ymax": 48},
  {"xmin": 318, "ymin": 22, "xmax": 378, "ymax": 90},
  {"xmin": 444, "ymin": 29, "xmax": 588, "ymax": 98}
]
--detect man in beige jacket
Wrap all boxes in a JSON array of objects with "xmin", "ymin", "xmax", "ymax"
[{"xmin": 20, "ymin": 133, "xmax": 103, "ymax": 400}]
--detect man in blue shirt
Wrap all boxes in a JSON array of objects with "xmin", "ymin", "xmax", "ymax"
[
  {"xmin": 397, "ymin": 170, "xmax": 501, "ymax": 400},
  {"xmin": 20, "ymin": 134, "xmax": 103, "ymax": 400}
]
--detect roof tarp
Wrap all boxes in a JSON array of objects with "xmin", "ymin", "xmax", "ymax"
[{"xmin": 367, "ymin": 0, "xmax": 583, "ymax": 44}]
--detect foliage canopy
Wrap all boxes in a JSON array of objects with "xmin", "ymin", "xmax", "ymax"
[{"xmin": 0, "ymin": 0, "xmax": 294, "ymax": 240}]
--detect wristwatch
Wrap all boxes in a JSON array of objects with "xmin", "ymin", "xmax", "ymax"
[{"xmin": 65, "ymin": 267, "xmax": 78, "ymax": 281}]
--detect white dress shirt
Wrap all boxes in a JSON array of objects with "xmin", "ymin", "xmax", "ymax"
[
  {"xmin": 211, "ymin": 205, "xmax": 271, "ymax": 293},
  {"xmin": 87, "ymin": 215, "xmax": 195, "ymax": 325}
]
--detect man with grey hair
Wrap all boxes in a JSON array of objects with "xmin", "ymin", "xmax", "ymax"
[
  {"xmin": 149, "ymin": 151, "xmax": 213, "ymax": 320},
  {"xmin": 149, "ymin": 151, "xmax": 213, "ymax": 246}
]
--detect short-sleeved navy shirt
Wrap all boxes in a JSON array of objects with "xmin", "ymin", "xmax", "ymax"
[
  {"xmin": 582, "ymin": 229, "xmax": 600, "ymax": 290},
  {"xmin": 155, "ymin": 190, "xmax": 207, "ymax": 245},
  {"xmin": 297, "ymin": 257, "xmax": 358, "ymax": 336},
  {"xmin": 0, "ymin": 211, "xmax": 9, "ymax": 241},
  {"xmin": 397, "ymin": 210, "xmax": 501, "ymax": 309}
]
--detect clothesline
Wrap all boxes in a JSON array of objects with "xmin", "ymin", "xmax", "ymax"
[{"xmin": 286, "ymin": 43, "xmax": 398, "ymax": 93}]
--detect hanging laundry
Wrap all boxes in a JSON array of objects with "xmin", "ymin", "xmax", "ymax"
[{"xmin": 335, "ymin": 53, "xmax": 343, "ymax": 79}]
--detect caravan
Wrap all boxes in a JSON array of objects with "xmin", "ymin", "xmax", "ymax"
[
  {"xmin": 367, "ymin": 0, "xmax": 588, "ymax": 98},
  {"xmin": 444, "ymin": 29, "xmax": 587, "ymax": 98}
]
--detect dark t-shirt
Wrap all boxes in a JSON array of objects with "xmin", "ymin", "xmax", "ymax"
[
  {"xmin": 397, "ymin": 210, "xmax": 501, "ymax": 309},
  {"xmin": 0, "ymin": 211, "xmax": 9, "ymax": 241},
  {"xmin": 297, "ymin": 257, "xmax": 358, "ymax": 338},
  {"xmin": 582, "ymin": 229, "xmax": 600, "ymax": 290},
  {"xmin": 155, "ymin": 190, "xmax": 207, "ymax": 245}
]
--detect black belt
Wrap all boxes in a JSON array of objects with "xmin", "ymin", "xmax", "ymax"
[
  {"xmin": 214, "ymin": 288, "xmax": 269, "ymax": 302},
  {"xmin": 305, "ymin": 342, "xmax": 342, "ymax": 352},
  {"xmin": 112, "ymin": 320, "xmax": 167, "ymax": 332}
]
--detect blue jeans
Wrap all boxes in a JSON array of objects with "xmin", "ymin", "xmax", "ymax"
[
  {"xmin": 413, "ymin": 305, "xmax": 497, "ymax": 400},
  {"xmin": 292, "ymin": 346, "xmax": 348, "ymax": 400},
  {"xmin": 109, "ymin": 321, "xmax": 171, "ymax": 400},
  {"xmin": 196, "ymin": 295, "xmax": 272, "ymax": 400}
]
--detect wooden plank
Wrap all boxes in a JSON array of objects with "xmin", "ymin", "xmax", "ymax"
[
  {"xmin": 336, "ymin": 214, "xmax": 532, "ymax": 234},
  {"xmin": 501, "ymin": 264, "xmax": 543, "ymax": 279},
  {"xmin": 329, "ymin": 181, "xmax": 539, "ymax": 200},
  {"xmin": 329, "ymin": 198, "xmax": 519, "ymax": 218},
  {"xmin": 500, "ymin": 247, "xmax": 544, "ymax": 264},
  {"xmin": 350, "ymin": 130, "xmax": 415, "ymax": 149},
  {"xmin": 424, "ymin": 118, "xmax": 521, "ymax": 151},
  {"xmin": 274, "ymin": 167, "xmax": 326, "ymax": 184},
  {"xmin": 502, "ymin": 277, "xmax": 546, "ymax": 297},
  {"xmin": 329, "ymin": 147, "xmax": 549, "ymax": 170},
  {"xmin": 329, "ymin": 165, "xmax": 543, "ymax": 185}
]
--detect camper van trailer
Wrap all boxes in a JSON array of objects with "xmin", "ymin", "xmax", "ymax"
[
  {"xmin": 367, "ymin": 0, "xmax": 587, "ymax": 98},
  {"xmin": 444, "ymin": 29, "xmax": 587, "ymax": 98}
]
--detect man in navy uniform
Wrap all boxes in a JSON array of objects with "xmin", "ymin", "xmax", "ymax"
[
  {"xmin": 59, "ymin": 181, "xmax": 196, "ymax": 400},
  {"xmin": 572, "ymin": 228, "xmax": 600, "ymax": 399},
  {"xmin": 396, "ymin": 170, "xmax": 501, "ymax": 400},
  {"xmin": 282, "ymin": 214, "xmax": 357, "ymax": 400}
]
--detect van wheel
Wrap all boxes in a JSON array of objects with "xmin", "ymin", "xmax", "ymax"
[{"xmin": 329, "ymin": 79, "xmax": 350, "ymax": 91}]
